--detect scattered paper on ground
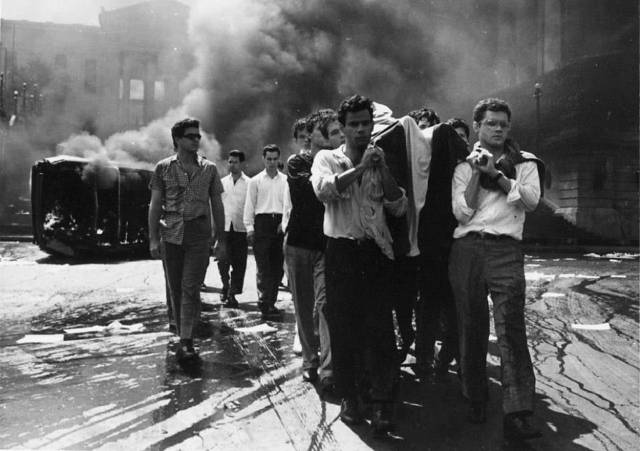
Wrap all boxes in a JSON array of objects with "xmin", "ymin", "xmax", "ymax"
[
  {"xmin": 107, "ymin": 320, "xmax": 145, "ymax": 334},
  {"xmin": 236, "ymin": 324, "xmax": 278, "ymax": 335},
  {"xmin": 542, "ymin": 292, "xmax": 566, "ymax": 298},
  {"xmin": 63, "ymin": 321, "xmax": 145, "ymax": 336},
  {"xmin": 584, "ymin": 252, "xmax": 639, "ymax": 260},
  {"xmin": 17, "ymin": 334, "xmax": 65, "ymax": 344},
  {"xmin": 526, "ymin": 271, "xmax": 556, "ymax": 281},
  {"xmin": 64, "ymin": 325, "xmax": 107, "ymax": 335},
  {"xmin": 571, "ymin": 323, "xmax": 611, "ymax": 331}
]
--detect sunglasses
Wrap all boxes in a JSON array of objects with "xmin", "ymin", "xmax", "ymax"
[{"xmin": 183, "ymin": 133, "xmax": 202, "ymax": 140}]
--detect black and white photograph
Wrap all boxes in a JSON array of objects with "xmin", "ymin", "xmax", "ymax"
[{"xmin": 0, "ymin": 0, "xmax": 637, "ymax": 449}]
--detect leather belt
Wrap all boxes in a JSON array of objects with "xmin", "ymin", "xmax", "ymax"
[{"xmin": 466, "ymin": 231, "xmax": 513, "ymax": 241}]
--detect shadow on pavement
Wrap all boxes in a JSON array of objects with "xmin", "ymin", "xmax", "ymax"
[{"xmin": 341, "ymin": 361, "xmax": 598, "ymax": 451}]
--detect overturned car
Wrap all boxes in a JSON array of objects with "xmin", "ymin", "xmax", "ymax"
[{"xmin": 31, "ymin": 155, "xmax": 152, "ymax": 257}]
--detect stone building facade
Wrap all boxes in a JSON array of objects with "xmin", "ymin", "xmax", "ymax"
[{"xmin": 0, "ymin": 0, "xmax": 191, "ymax": 138}]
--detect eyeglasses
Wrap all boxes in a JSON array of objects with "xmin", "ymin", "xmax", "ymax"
[
  {"xmin": 183, "ymin": 133, "xmax": 202, "ymax": 140},
  {"xmin": 482, "ymin": 120, "xmax": 510, "ymax": 129}
]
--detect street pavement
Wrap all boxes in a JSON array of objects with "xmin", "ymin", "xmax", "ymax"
[{"xmin": 0, "ymin": 241, "xmax": 638, "ymax": 450}]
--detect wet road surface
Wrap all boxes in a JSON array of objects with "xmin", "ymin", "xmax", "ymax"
[{"xmin": 0, "ymin": 242, "xmax": 638, "ymax": 450}]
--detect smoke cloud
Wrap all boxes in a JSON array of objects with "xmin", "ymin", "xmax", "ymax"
[
  {"xmin": 181, "ymin": 0, "xmax": 512, "ymax": 171},
  {"xmin": 2, "ymin": 0, "xmax": 534, "ymax": 206}
]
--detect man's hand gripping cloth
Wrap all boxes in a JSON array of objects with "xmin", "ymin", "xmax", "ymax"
[{"xmin": 360, "ymin": 146, "xmax": 395, "ymax": 260}]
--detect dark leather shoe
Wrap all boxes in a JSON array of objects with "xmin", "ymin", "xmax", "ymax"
[
  {"xmin": 467, "ymin": 403, "xmax": 487, "ymax": 424},
  {"xmin": 504, "ymin": 414, "xmax": 541, "ymax": 440},
  {"xmin": 371, "ymin": 402, "xmax": 395, "ymax": 437},
  {"xmin": 302, "ymin": 368, "xmax": 318, "ymax": 382},
  {"xmin": 414, "ymin": 361, "xmax": 435, "ymax": 383},
  {"xmin": 261, "ymin": 305, "xmax": 282, "ymax": 318},
  {"xmin": 176, "ymin": 344, "xmax": 198, "ymax": 362},
  {"xmin": 223, "ymin": 294, "xmax": 239, "ymax": 308},
  {"xmin": 319, "ymin": 377, "xmax": 337, "ymax": 400},
  {"xmin": 339, "ymin": 398, "xmax": 363, "ymax": 425},
  {"xmin": 220, "ymin": 291, "xmax": 229, "ymax": 304},
  {"xmin": 433, "ymin": 358, "xmax": 449, "ymax": 382}
]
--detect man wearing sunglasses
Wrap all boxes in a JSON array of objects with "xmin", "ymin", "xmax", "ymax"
[
  {"xmin": 148, "ymin": 118, "xmax": 225, "ymax": 362},
  {"xmin": 449, "ymin": 98, "xmax": 543, "ymax": 440}
]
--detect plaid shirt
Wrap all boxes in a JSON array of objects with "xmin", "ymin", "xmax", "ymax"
[{"xmin": 150, "ymin": 154, "xmax": 224, "ymax": 244}]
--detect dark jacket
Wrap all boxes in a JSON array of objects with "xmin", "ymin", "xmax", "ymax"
[{"xmin": 285, "ymin": 153, "xmax": 326, "ymax": 251}]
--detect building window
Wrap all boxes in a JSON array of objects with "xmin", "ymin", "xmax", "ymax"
[
  {"xmin": 84, "ymin": 59, "xmax": 97, "ymax": 93},
  {"xmin": 154, "ymin": 81, "xmax": 165, "ymax": 101},
  {"xmin": 129, "ymin": 79, "xmax": 144, "ymax": 100},
  {"xmin": 54, "ymin": 54, "xmax": 67, "ymax": 70}
]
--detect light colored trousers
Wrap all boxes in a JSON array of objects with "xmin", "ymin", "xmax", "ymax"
[{"xmin": 285, "ymin": 244, "xmax": 332, "ymax": 381}]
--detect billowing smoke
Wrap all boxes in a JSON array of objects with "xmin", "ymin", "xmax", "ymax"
[
  {"xmin": 180, "ymin": 0, "xmax": 511, "ymax": 171},
  {"xmin": 187, "ymin": 0, "xmax": 443, "ymax": 169},
  {"xmin": 57, "ymin": 97, "xmax": 220, "ymax": 169},
  {"xmin": 3, "ymin": 0, "xmax": 523, "ymax": 206}
]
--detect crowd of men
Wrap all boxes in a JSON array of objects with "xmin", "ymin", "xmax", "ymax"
[{"xmin": 148, "ymin": 95, "xmax": 544, "ymax": 441}]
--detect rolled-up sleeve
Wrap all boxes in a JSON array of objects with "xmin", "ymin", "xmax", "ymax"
[
  {"xmin": 311, "ymin": 150, "xmax": 343, "ymax": 203},
  {"xmin": 383, "ymin": 187, "xmax": 408, "ymax": 217},
  {"xmin": 149, "ymin": 163, "xmax": 165, "ymax": 192},
  {"xmin": 506, "ymin": 161, "xmax": 540, "ymax": 212},
  {"xmin": 451, "ymin": 162, "xmax": 476, "ymax": 225}
]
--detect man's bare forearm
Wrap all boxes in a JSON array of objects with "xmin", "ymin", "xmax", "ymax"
[
  {"xmin": 210, "ymin": 194, "xmax": 225, "ymax": 241},
  {"xmin": 148, "ymin": 205, "xmax": 162, "ymax": 242},
  {"xmin": 336, "ymin": 166, "xmax": 365, "ymax": 193}
]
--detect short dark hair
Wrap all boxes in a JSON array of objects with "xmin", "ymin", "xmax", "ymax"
[
  {"xmin": 228, "ymin": 149, "xmax": 245, "ymax": 162},
  {"xmin": 262, "ymin": 144, "xmax": 280, "ymax": 157},
  {"xmin": 292, "ymin": 117, "xmax": 308, "ymax": 139},
  {"xmin": 408, "ymin": 107, "xmax": 440, "ymax": 127},
  {"xmin": 472, "ymin": 98, "xmax": 512, "ymax": 123},
  {"xmin": 171, "ymin": 118, "xmax": 200, "ymax": 149},
  {"xmin": 445, "ymin": 117, "xmax": 470, "ymax": 138},
  {"xmin": 307, "ymin": 108, "xmax": 338, "ymax": 139},
  {"xmin": 337, "ymin": 94, "xmax": 373, "ymax": 126}
]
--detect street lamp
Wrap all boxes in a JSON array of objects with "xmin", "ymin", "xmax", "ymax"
[
  {"xmin": 13, "ymin": 90, "xmax": 19, "ymax": 116},
  {"xmin": 534, "ymin": 82, "xmax": 543, "ymax": 155},
  {"xmin": 21, "ymin": 82, "xmax": 27, "ymax": 114}
]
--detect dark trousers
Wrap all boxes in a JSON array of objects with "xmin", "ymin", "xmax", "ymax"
[
  {"xmin": 416, "ymin": 254, "xmax": 459, "ymax": 367},
  {"xmin": 449, "ymin": 234, "xmax": 535, "ymax": 414},
  {"xmin": 162, "ymin": 217, "xmax": 210, "ymax": 339},
  {"xmin": 217, "ymin": 227, "xmax": 248, "ymax": 295},
  {"xmin": 253, "ymin": 214, "xmax": 284, "ymax": 308},
  {"xmin": 325, "ymin": 237, "xmax": 397, "ymax": 401},
  {"xmin": 390, "ymin": 256, "xmax": 419, "ymax": 351}
]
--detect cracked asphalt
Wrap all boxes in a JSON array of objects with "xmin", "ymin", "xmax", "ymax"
[{"xmin": 0, "ymin": 241, "xmax": 638, "ymax": 450}]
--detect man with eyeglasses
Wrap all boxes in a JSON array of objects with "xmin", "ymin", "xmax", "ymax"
[
  {"xmin": 449, "ymin": 98, "xmax": 543, "ymax": 440},
  {"xmin": 148, "ymin": 118, "xmax": 225, "ymax": 362}
]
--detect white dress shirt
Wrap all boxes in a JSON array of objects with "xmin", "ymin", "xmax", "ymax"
[
  {"xmin": 221, "ymin": 172, "xmax": 249, "ymax": 232},
  {"xmin": 310, "ymin": 146, "xmax": 407, "ymax": 240},
  {"xmin": 243, "ymin": 169, "xmax": 287, "ymax": 233},
  {"xmin": 451, "ymin": 152, "xmax": 541, "ymax": 241}
]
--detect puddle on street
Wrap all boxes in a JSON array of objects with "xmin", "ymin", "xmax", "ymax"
[{"xmin": 1, "ymin": 302, "xmax": 297, "ymax": 450}]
